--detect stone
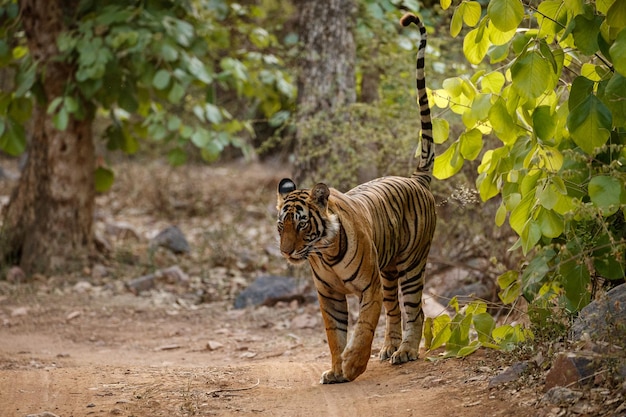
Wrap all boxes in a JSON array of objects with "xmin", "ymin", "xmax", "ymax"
[
  {"xmin": 150, "ymin": 225, "xmax": 190, "ymax": 254},
  {"xmin": 488, "ymin": 361, "xmax": 532, "ymax": 388},
  {"xmin": 571, "ymin": 283, "xmax": 626, "ymax": 346},
  {"xmin": 234, "ymin": 275, "xmax": 301, "ymax": 309},
  {"xmin": 545, "ymin": 352, "xmax": 595, "ymax": 391},
  {"xmin": 541, "ymin": 386, "xmax": 583, "ymax": 407}
]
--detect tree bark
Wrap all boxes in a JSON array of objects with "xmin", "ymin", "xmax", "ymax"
[
  {"xmin": 1, "ymin": 0, "xmax": 94, "ymax": 274},
  {"xmin": 293, "ymin": 0, "xmax": 357, "ymax": 184}
]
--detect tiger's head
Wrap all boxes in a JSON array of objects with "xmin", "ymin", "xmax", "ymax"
[{"xmin": 276, "ymin": 178, "xmax": 339, "ymax": 264}]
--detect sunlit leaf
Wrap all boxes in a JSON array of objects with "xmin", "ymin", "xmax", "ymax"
[
  {"xmin": 433, "ymin": 142, "xmax": 464, "ymax": 179},
  {"xmin": 463, "ymin": 27, "xmax": 491, "ymax": 65},
  {"xmin": 432, "ymin": 117, "xmax": 450, "ymax": 144},
  {"xmin": 487, "ymin": 0, "xmax": 524, "ymax": 32}
]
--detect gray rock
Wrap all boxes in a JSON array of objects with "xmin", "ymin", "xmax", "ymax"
[
  {"xmin": 571, "ymin": 283, "xmax": 626, "ymax": 345},
  {"xmin": 234, "ymin": 275, "xmax": 302, "ymax": 309},
  {"xmin": 150, "ymin": 225, "xmax": 190, "ymax": 254},
  {"xmin": 488, "ymin": 360, "xmax": 532, "ymax": 388},
  {"xmin": 541, "ymin": 386, "xmax": 583, "ymax": 407}
]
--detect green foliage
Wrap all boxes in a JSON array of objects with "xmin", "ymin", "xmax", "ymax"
[
  {"xmin": 424, "ymin": 297, "xmax": 532, "ymax": 358},
  {"xmin": 0, "ymin": 0, "xmax": 296, "ymax": 178},
  {"xmin": 436, "ymin": 0, "xmax": 626, "ymax": 321}
]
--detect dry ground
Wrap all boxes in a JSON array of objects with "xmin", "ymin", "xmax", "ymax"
[{"xmin": 0, "ymin": 160, "xmax": 545, "ymax": 417}]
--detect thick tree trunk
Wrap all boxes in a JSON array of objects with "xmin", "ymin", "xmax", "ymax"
[
  {"xmin": 1, "ymin": 0, "xmax": 94, "ymax": 274},
  {"xmin": 293, "ymin": 0, "xmax": 357, "ymax": 184}
]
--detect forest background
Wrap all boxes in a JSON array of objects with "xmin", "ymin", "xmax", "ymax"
[{"xmin": 0, "ymin": 0, "xmax": 625, "ymax": 353}]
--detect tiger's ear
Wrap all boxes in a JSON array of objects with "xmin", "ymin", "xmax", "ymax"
[
  {"xmin": 309, "ymin": 183, "xmax": 330, "ymax": 209},
  {"xmin": 277, "ymin": 178, "xmax": 297, "ymax": 207}
]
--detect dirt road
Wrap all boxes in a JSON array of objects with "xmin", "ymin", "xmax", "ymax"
[{"xmin": 0, "ymin": 291, "xmax": 538, "ymax": 417}]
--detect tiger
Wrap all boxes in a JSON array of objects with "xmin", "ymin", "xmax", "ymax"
[{"xmin": 276, "ymin": 13, "xmax": 436, "ymax": 384}]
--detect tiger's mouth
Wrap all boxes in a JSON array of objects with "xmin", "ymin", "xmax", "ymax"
[{"xmin": 282, "ymin": 248, "xmax": 310, "ymax": 264}]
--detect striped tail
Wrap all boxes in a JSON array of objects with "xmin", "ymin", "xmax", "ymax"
[{"xmin": 400, "ymin": 13, "xmax": 434, "ymax": 184}]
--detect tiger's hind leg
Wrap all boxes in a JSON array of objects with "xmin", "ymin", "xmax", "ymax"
[
  {"xmin": 390, "ymin": 260, "xmax": 427, "ymax": 365},
  {"xmin": 379, "ymin": 264, "xmax": 402, "ymax": 361}
]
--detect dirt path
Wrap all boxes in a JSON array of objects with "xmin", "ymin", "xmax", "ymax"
[{"xmin": 0, "ymin": 291, "xmax": 538, "ymax": 417}]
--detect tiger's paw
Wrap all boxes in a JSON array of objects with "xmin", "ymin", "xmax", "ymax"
[
  {"xmin": 390, "ymin": 344, "xmax": 419, "ymax": 365},
  {"xmin": 378, "ymin": 343, "xmax": 399, "ymax": 361},
  {"xmin": 341, "ymin": 347, "xmax": 370, "ymax": 381},
  {"xmin": 320, "ymin": 370, "xmax": 349, "ymax": 384}
]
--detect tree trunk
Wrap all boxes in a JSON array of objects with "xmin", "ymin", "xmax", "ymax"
[
  {"xmin": 293, "ymin": 0, "xmax": 357, "ymax": 184},
  {"xmin": 1, "ymin": 0, "xmax": 94, "ymax": 275}
]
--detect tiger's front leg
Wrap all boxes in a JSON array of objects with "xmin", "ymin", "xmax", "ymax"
[
  {"xmin": 316, "ymin": 288, "xmax": 350, "ymax": 384},
  {"xmin": 341, "ymin": 276, "xmax": 382, "ymax": 381}
]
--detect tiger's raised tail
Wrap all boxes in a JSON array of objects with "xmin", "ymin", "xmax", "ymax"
[{"xmin": 400, "ymin": 13, "xmax": 434, "ymax": 186}]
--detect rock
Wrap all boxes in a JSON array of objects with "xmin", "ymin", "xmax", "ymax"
[
  {"xmin": 150, "ymin": 225, "xmax": 190, "ymax": 254},
  {"xmin": 541, "ymin": 386, "xmax": 583, "ymax": 407},
  {"xmin": 233, "ymin": 275, "xmax": 301, "ymax": 309},
  {"xmin": 206, "ymin": 341, "xmax": 224, "ymax": 351},
  {"xmin": 126, "ymin": 265, "xmax": 189, "ymax": 294},
  {"xmin": 66, "ymin": 311, "xmax": 82, "ymax": 321},
  {"xmin": 488, "ymin": 361, "xmax": 532, "ymax": 388},
  {"xmin": 26, "ymin": 412, "xmax": 60, "ymax": 417},
  {"xmin": 73, "ymin": 281, "xmax": 93, "ymax": 293},
  {"xmin": 5, "ymin": 266, "xmax": 26, "ymax": 283},
  {"xmin": 571, "ymin": 283, "xmax": 626, "ymax": 346},
  {"xmin": 545, "ymin": 352, "xmax": 596, "ymax": 391},
  {"xmin": 10, "ymin": 306, "xmax": 28, "ymax": 317}
]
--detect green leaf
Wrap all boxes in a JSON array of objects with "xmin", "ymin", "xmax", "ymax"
[
  {"xmin": 609, "ymin": 28, "xmax": 626, "ymax": 77},
  {"xmin": 53, "ymin": 107, "xmax": 69, "ymax": 131},
  {"xmin": 536, "ymin": 0, "xmax": 568, "ymax": 39},
  {"xmin": 488, "ymin": 97, "xmax": 519, "ymax": 145},
  {"xmin": 603, "ymin": 73, "xmax": 626, "ymax": 128},
  {"xmin": 533, "ymin": 106, "xmax": 556, "ymax": 142},
  {"xmin": 537, "ymin": 207, "xmax": 564, "ymax": 238},
  {"xmin": 473, "ymin": 313, "xmax": 496, "ymax": 343},
  {"xmin": 588, "ymin": 175, "xmax": 623, "ymax": 215},
  {"xmin": 497, "ymin": 270, "xmax": 520, "ymax": 304},
  {"xmin": 433, "ymin": 142, "xmax": 464, "ymax": 179},
  {"xmin": 480, "ymin": 71, "xmax": 505, "ymax": 93},
  {"xmin": 459, "ymin": 128, "xmax": 483, "ymax": 160},
  {"xmin": 0, "ymin": 118, "xmax": 26, "ymax": 156},
  {"xmin": 94, "ymin": 166, "xmax": 115, "ymax": 193},
  {"xmin": 152, "ymin": 69, "xmax": 171, "ymax": 90},
  {"xmin": 429, "ymin": 314, "xmax": 452, "ymax": 351},
  {"xmin": 205, "ymin": 103, "xmax": 223, "ymax": 124},
  {"xmin": 487, "ymin": 0, "xmax": 524, "ymax": 32},
  {"xmin": 511, "ymin": 50, "xmax": 556, "ymax": 100},
  {"xmin": 167, "ymin": 82, "xmax": 185, "ymax": 104},
  {"xmin": 450, "ymin": 6, "xmax": 464, "ymax": 37},
  {"xmin": 462, "ymin": 1, "xmax": 482, "ymax": 26},
  {"xmin": 463, "ymin": 27, "xmax": 491, "ymax": 65},
  {"xmin": 432, "ymin": 117, "xmax": 450, "ymax": 144},
  {"xmin": 440, "ymin": 0, "xmax": 452, "ymax": 10},
  {"xmin": 567, "ymin": 94, "xmax": 612, "ymax": 155},
  {"xmin": 559, "ymin": 256, "xmax": 591, "ymax": 312},
  {"xmin": 509, "ymin": 192, "xmax": 534, "ymax": 236},
  {"xmin": 15, "ymin": 60, "xmax": 37, "ymax": 98},
  {"xmin": 606, "ymin": 0, "xmax": 626, "ymax": 30},
  {"xmin": 572, "ymin": 14, "xmax": 602, "ymax": 55},
  {"xmin": 167, "ymin": 148, "xmax": 187, "ymax": 166}
]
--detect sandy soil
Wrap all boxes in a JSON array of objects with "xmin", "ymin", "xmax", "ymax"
[{"xmin": 0, "ymin": 291, "xmax": 538, "ymax": 417}]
